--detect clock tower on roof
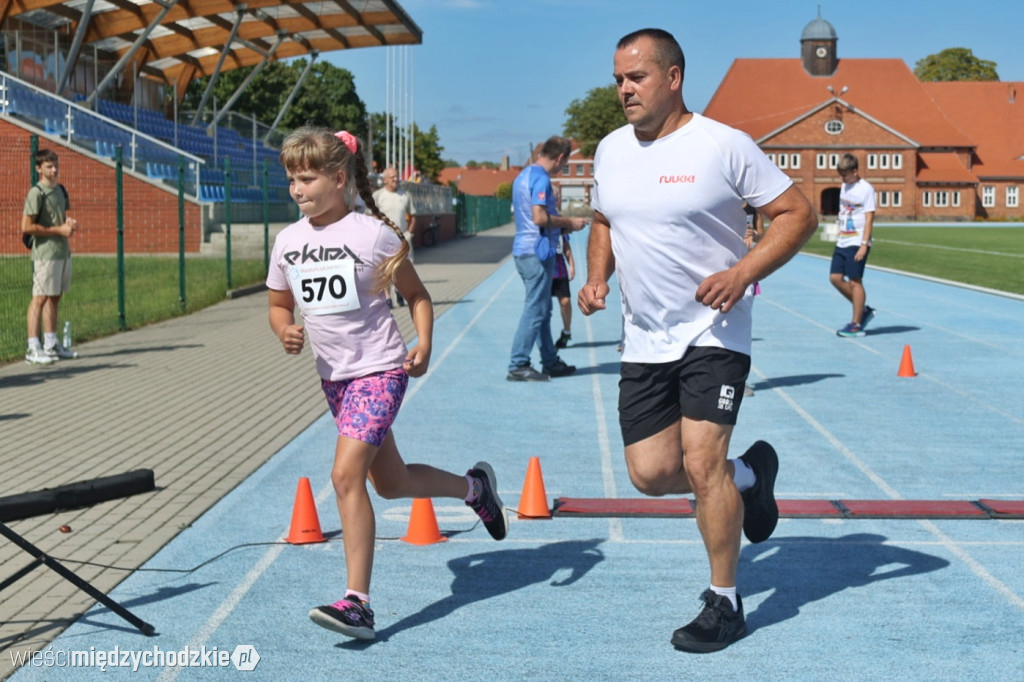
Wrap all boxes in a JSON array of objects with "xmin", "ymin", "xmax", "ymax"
[{"xmin": 801, "ymin": 9, "xmax": 838, "ymax": 76}]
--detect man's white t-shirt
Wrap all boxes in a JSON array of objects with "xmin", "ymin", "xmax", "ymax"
[
  {"xmin": 837, "ymin": 178, "xmax": 876, "ymax": 248},
  {"xmin": 372, "ymin": 188, "xmax": 412, "ymax": 232},
  {"xmin": 266, "ymin": 211, "xmax": 408, "ymax": 381},
  {"xmin": 591, "ymin": 113, "xmax": 792, "ymax": 362}
]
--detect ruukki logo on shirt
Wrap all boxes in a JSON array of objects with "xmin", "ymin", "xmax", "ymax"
[
  {"xmin": 659, "ymin": 175, "xmax": 696, "ymax": 184},
  {"xmin": 283, "ymin": 244, "xmax": 364, "ymax": 265}
]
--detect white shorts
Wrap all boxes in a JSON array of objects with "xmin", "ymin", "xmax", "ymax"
[{"xmin": 33, "ymin": 258, "xmax": 72, "ymax": 297}]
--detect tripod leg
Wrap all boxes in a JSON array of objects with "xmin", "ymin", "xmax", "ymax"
[{"xmin": 0, "ymin": 524, "xmax": 155, "ymax": 636}]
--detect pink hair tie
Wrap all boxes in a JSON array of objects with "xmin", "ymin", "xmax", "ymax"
[{"xmin": 334, "ymin": 130, "xmax": 358, "ymax": 154}]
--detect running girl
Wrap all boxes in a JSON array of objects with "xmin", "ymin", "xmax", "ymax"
[{"xmin": 267, "ymin": 127, "xmax": 508, "ymax": 640}]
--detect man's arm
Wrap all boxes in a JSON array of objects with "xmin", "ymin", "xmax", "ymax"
[
  {"xmin": 695, "ymin": 185, "xmax": 818, "ymax": 313},
  {"xmin": 855, "ymin": 209, "xmax": 874, "ymax": 261},
  {"xmin": 577, "ymin": 210, "xmax": 614, "ymax": 315},
  {"xmin": 22, "ymin": 212, "xmax": 76, "ymax": 238},
  {"xmin": 532, "ymin": 204, "xmax": 586, "ymax": 232}
]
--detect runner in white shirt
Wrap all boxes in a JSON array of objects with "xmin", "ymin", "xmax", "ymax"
[
  {"xmin": 830, "ymin": 153, "xmax": 877, "ymax": 337},
  {"xmin": 577, "ymin": 29, "xmax": 818, "ymax": 654},
  {"xmin": 267, "ymin": 127, "xmax": 509, "ymax": 642}
]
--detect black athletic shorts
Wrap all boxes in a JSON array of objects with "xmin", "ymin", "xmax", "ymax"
[
  {"xmin": 551, "ymin": 277, "xmax": 570, "ymax": 299},
  {"xmin": 618, "ymin": 346, "xmax": 751, "ymax": 446}
]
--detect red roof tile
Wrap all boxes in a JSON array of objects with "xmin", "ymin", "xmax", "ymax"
[
  {"xmin": 916, "ymin": 152, "xmax": 978, "ymax": 184},
  {"xmin": 922, "ymin": 81, "xmax": 1024, "ymax": 178},
  {"xmin": 437, "ymin": 167, "xmax": 522, "ymax": 196},
  {"xmin": 704, "ymin": 58, "xmax": 974, "ymax": 148}
]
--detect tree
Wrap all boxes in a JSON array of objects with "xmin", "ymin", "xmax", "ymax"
[
  {"xmin": 563, "ymin": 84, "xmax": 626, "ymax": 157},
  {"xmin": 182, "ymin": 60, "xmax": 368, "ymax": 138},
  {"xmin": 914, "ymin": 48, "xmax": 999, "ymax": 81},
  {"xmin": 494, "ymin": 182, "xmax": 512, "ymax": 200},
  {"xmin": 367, "ymin": 114, "xmax": 445, "ymax": 181}
]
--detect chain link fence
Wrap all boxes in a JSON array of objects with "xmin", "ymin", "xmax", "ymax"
[{"xmin": 0, "ymin": 132, "xmax": 293, "ymax": 365}]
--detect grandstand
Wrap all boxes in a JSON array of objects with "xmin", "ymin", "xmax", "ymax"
[{"xmin": 0, "ymin": 0, "xmax": 423, "ymax": 252}]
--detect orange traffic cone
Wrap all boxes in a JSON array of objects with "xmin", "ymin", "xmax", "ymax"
[
  {"xmin": 401, "ymin": 498, "xmax": 447, "ymax": 545},
  {"xmin": 898, "ymin": 344, "xmax": 917, "ymax": 377},
  {"xmin": 518, "ymin": 456, "xmax": 551, "ymax": 519},
  {"xmin": 286, "ymin": 477, "xmax": 326, "ymax": 544}
]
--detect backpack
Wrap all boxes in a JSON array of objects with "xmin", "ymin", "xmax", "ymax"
[{"xmin": 23, "ymin": 184, "xmax": 70, "ymax": 249}]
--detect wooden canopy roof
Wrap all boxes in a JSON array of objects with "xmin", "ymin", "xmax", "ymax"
[{"xmin": 1, "ymin": 0, "xmax": 421, "ymax": 95}]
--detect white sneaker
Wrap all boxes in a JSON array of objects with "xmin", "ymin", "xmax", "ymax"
[
  {"xmin": 26, "ymin": 347, "xmax": 56, "ymax": 365},
  {"xmin": 44, "ymin": 344, "xmax": 79, "ymax": 360}
]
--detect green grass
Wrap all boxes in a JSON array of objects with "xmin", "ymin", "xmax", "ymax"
[
  {"xmin": 800, "ymin": 226, "xmax": 1024, "ymax": 296},
  {"xmin": 1, "ymin": 255, "xmax": 268, "ymax": 364}
]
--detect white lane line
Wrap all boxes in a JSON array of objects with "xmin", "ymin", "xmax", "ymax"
[
  {"xmin": 752, "ymin": 364, "xmax": 1024, "ymax": 614},
  {"xmin": 874, "ymin": 238, "xmax": 1024, "ymax": 259},
  {"xmin": 156, "ymin": 542, "xmax": 287, "ymax": 682},
  {"xmin": 159, "ymin": 271, "xmax": 520, "ymax": 671},
  {"xmin": 760, "ymin": 298, "xmax": 1023, "ymax": 425},
  {"xmin": 585, "ymin": 313, "xmax": 624, "ymax": 542},
  {"xmin": 405, "ymin": 270, "xmax": 517, "ymax": 404},
  {"xmin": 750, "ymin": 365, "xmax": 903, "ymax": 500},
  {"xmin": 916, "ymin": 519, "xmax": 1024, "ymax": 612}
]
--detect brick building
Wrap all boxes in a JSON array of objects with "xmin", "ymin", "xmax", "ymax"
[
  {"xmin": 549, "ymin": 14, "xmax": 1022, "ymax": 221},
  {"xmin": 703, "ymin": 13, "xmax": 1024, "ymax": 220}
]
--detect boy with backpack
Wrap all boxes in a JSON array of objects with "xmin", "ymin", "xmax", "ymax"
[{"xmin": 23, "ymin": 148, "xmax": 79, "ymax": 364}]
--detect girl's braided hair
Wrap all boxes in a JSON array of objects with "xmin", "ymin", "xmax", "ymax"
[{"xmin": 279, "ymin": 126, "xmax": 410, "ymax": 293}]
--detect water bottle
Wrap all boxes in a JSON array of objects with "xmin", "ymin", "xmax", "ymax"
[{"xmin": 62, "ymin": 321, "xmax": 72, "ymax": 350}]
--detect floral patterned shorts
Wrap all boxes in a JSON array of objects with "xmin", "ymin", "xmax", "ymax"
[{"xmin": 321, "ymin": 368, "xmax": 408, "ymax": 447}]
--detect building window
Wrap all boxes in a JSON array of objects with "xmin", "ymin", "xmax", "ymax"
[
  {"xmin": 880, "ymin": 155, "xmax": 890, "ymax": 169},
  {"xmin": 953, "ymin": 191, "xmax": 961, "ymax": 207},
  {"xmin": 561, "ymin": 165, "xmax": 569, "ymax": 176},
  {"xmin": 893, "ymin": 191, "xmax": 902, "ymax": 207},
  {"xmin": 922, "ymin": 191, "xmax": 931, "ymax": 207},
  {"xmin": 829, "ymin": 153, "xmax": 839, "ymax": 169},
  {"xmin": 1008, "ymin": 186, "xmax": 1020, "ymax": 208},
  {"xmin": 867, "ymin": 154, "xmax": 877, "ymax": 169},
  {"xmin": 982, "ymin": 186, "xmax": 995, "ymax": 207},
  {"xmin": 878, "ymin": 191, "xmax": 888, "ymax": 207},
  {"xmin": 790, "ymin": 153, "xmax": 801, "ymax": 169},
  {"xmin": 892, "ymin": 154, "xmax": 902, "ymax": 169},
  {"xmin": 816, "ymin": 153, "xmax": 827, "ymax": 169},
  {"xmin": 766, "ymin": 153, "xmax": 775, "ymax": 165},
  {"xmin": 935, "ymin": 191, "xmax": 949, "ymax": 207},
  {"xmin": 825, "ymin": 119, "xmax": 844, "ymax": 135},
  {"xmin": 777, "ymin": 154, "xmax": 788, "ymax": 169},
  {"xmin": 576, "ymin": 164, "xmax": 584, "ymax": 176}
]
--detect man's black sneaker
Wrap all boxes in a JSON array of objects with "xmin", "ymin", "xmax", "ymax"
[
  {"xmin": 555, "ymin": 331, "xmax": 571, "ymax": 349},
  {"xmin": 739, "ymin": 440, "xmax": 779, "ymax": 543},
  {"xmin": 671, "ymin": 590, "xmax": 747, "ymax": 653},
  {"xmin": 309, "ymin": 595, "xmax": 376, "ymax": 640},
  {"xmin": 507, "ymin": 364, "xmax": 550, "ymax": 382},
  {"xmin": 543, "ymin": 358, "xmax": 576, "ymax": 378},
  {"xmin": 466, "ymin": 461, "xmax": 508, "ymax": 540}
]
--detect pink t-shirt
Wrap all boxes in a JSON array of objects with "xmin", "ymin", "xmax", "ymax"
[{"xmin": 267, "ymin": 212, "xmax": 408, "ymax": 381}]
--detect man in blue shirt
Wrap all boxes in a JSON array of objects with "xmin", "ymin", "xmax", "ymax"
[{"xmin": 507, "ymin": 136, "xmax": 586, "ymax": 381}]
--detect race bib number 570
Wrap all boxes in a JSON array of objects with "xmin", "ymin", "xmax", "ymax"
[{"xmin": 287, "ymin": 259, "xmax": 360, "ymax": 315}]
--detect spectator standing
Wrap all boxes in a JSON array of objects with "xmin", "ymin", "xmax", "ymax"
[
  {"xmin": 507, "ymin": 136, "xmax": 586, "ymax": 381},
  {"xmin": 373, "ymin": 166, "xmax": 414, "ymax": 306},
  {"xmin": 23, "ymin": 148, "xmax": 78, "ymax": 365},
  {"xmin": 553, "ymin": 230, "xmax": 576, "ymax": 349}
]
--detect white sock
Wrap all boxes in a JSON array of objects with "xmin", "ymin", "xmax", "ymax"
[
  {"xmin": 43, "ymin": 332, "xmax": 57, "ymax": 349},
  {"xmin": 732, "ymin": 458, "xmax": 756, "ymax": 492},
  {"xmin": 28, "ymin": 338, "xmax": 42, "ymax": 351},
  {"xmin": 464, "ymin": 474, "xmax": 480, "ymax": 503},
  {"xmin": 710, "ymin": 584, "xmax": 739, "ymax": 612}
]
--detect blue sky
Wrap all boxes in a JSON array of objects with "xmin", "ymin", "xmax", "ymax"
[{"xmin": 320, "ymin": 1, "xmax": 1024, "ymax": 166}]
